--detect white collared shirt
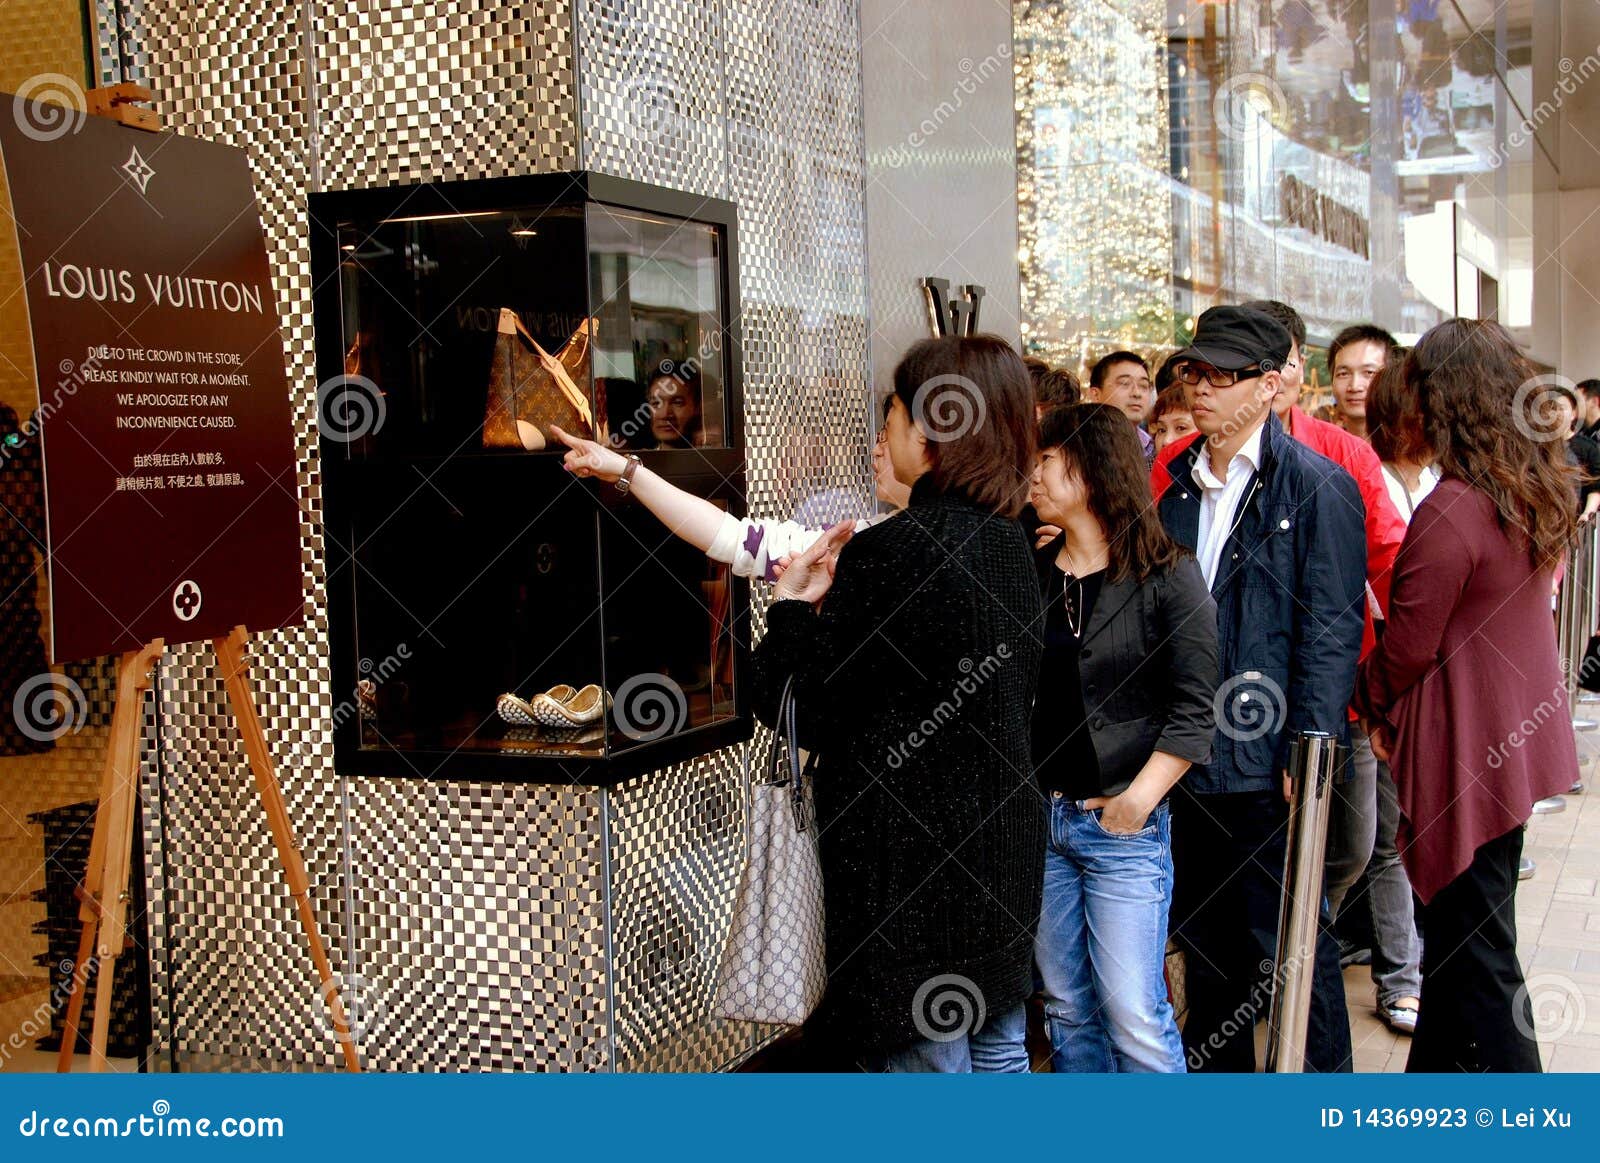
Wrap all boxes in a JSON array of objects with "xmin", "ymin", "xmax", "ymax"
[{"xmin": 1189, "ymin": 424, "xmax": 1265, "ymax": 589}]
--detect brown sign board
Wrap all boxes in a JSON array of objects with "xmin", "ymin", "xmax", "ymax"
[{"xmin": 0, "ymin": 94, "xmax": 300, "ymax": 662}]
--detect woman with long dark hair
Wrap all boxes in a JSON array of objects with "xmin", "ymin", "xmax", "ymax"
[
  {"xmin": 1028, "ymin": 404, "xmax": 1218, "ymax": 1072},
  {"xmin": 752, "ymin": 335, "xmax": 1044, "ymax": 1071},
  {"xmin": 1356, "ymin": 318, "xmax": 1578, "ymax": 1072}
]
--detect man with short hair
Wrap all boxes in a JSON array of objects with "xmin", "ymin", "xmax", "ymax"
[
  {"xmin": 1327, "ymin": 324, "xmax": 1398, "ymax": 441},
  {"xmin": 1549, "ymin": 382, "xmax": 1600, "ymax": 523},
  {"xmin": 1577, "ymin": 378, "xmax": 1600, "ymax": 442},
  {"xmin": 1157, "ymin": 305, "xmax": 1366, "ymax": 1073},
  {"xmin": 1089, "ymin": 350, "xmax": 1154, "ymax": 462}
]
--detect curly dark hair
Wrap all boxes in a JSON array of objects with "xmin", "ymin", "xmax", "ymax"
[
  {"xmin": 1037, "ymin": 403, "xmax": 1187, "ymax": 583},
  {"xmin": 1408, "ymin": 319, "xmax": 1576, "ymax": 567},
  {"xmin": 1367, "ymin": 353, "xmax": 1428, "ymax": 465}
]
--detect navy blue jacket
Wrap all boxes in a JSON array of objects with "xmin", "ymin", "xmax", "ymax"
[{"xmin": 1157, "ymin": 412, "xmax": 1367, "ymax": 795}]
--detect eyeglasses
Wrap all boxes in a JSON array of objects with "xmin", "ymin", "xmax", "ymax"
[{"xmin": 1171, "ymin": 361, "xmax": 1261, "ymax": 389}]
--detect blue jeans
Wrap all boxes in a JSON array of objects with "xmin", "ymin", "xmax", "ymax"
[
  {"xmin": 870, "ymin": 1002, "xmax": 1029, "ymax": 1072},
  {"xmin": 1035, "ymin": 793, "xmax": 1185, "ymax": 1072}
]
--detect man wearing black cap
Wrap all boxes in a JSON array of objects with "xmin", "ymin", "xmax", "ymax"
[{"xmin": 1157, "ymin": 304, "xmax": 1367, "ymax": 1073}]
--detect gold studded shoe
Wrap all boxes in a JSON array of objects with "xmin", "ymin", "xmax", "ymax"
[
  {"xmin": 496, "ymin": 683, "xmax": 576, "ymax": 726},
  {"xmin": 531, "ymin": 682, "xmax": 608, "ymax": 727}
]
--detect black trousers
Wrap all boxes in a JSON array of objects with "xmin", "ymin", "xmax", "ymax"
[
  {"xmin": 1171, "ymin": 787, "xmax": 1353, "ymax": 1072},
  {"xmin": 1408, "ymin": 825, "xmax": 1542, "ymax": 1073}
]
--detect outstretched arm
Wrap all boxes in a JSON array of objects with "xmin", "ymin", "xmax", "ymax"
[{"xmin": 555, "ymin": 425, "xmax": 727, "ymax": 551}]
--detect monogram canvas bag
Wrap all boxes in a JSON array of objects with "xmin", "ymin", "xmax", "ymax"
[
  {"xmin": 481, "ymin": 309, "xmax": 606, "ymax": 449},
  {"xmin": 713, "ymin": 675, "xmax": 826, "ymax": 1026}
]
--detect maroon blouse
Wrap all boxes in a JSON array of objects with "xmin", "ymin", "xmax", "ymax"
[{"xmin": 1355, "ymin": 478, "xmax": 1576, "ymax": 904}]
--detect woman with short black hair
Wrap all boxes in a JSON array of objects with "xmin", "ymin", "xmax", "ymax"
[{"xmin": 752, "ymin": 334, "xmax": 1044, "ymax": 1071}]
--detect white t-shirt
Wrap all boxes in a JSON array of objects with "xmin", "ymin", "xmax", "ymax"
[{"xmin": 1381, "ymin": 462, "xmax": 1440, "ymax": 524}]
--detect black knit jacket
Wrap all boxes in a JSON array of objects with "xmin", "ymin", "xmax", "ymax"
[{"xmin": 752, "ymin": 478, "xmax": 1045, "ymax": 1059}]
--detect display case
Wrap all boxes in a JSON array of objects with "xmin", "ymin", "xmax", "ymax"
[{"xmin": 309, "ymin": 173, "xmax": 751, "ymax": 784}]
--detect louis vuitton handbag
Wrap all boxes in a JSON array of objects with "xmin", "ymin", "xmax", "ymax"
[
  {"xmin": 481, "ymin": 308, "xmax": 607, "ymax": 449},
  {"xmin": 713, "ymin": 674, "xmax": 826, "ymax": 1026}
]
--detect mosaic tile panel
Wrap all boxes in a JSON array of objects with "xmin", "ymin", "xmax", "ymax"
[{"xmin": 87, "ymin": 0, "xmax": 874, "ymax": 1073}]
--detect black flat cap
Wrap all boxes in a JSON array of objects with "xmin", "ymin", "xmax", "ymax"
[{"xmin": 1170, "ymin": 305, "xmax": 1292, "ymax": 373}]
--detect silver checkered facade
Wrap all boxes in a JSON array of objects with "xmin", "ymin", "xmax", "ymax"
[{"xmin": 95, "ymin": 0, "xmax": 870, "ymax": 1071}]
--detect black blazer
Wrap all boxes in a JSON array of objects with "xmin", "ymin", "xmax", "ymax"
[{"xmin": 1033, "ymin": 544, "xmax": 1219, "ymax": 796}]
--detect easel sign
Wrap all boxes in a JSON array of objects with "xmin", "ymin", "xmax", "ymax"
[
  {"xmin": 0, "ymin": 88, "xmax": 300, "ymax": 662},
  {"xmin": 0, "ymin": 86, "xmax": 358, "ymax": 1072}
]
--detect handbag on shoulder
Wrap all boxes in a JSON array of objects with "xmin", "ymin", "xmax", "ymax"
[
  {"xmin": 481, "ymin": 308, "xmax": 607, "ymax": 449},
  {"xmin": 712, "ymin": 674, "xmax": 826, "ymax": 1026}
]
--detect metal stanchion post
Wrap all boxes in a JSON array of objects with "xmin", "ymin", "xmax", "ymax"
[
  {"xmin": 1265, "ymin": 730, "xmax": 1339, "ymax": 1073},
  {"xmin": 1574, "ymin": 523, "xmax": 1599, "ymax": 727}
]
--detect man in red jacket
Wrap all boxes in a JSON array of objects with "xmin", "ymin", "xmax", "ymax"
[{"xmin": 1151, "ymin": 301, "xmax": 1407, "ymax": 974}]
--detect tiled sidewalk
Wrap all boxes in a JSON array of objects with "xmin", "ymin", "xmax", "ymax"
[{"xmin": 1346, "ymin": 744, "xmax": 1600, "ymax": 1073}]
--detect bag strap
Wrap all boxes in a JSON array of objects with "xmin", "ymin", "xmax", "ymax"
[
  {"xmin": 764, "ymin": 674, "xmax": 816, "ymax": 833},
  {"xmin": 510, "ymin": 312, "xmax": 595, "ymax": 426}
]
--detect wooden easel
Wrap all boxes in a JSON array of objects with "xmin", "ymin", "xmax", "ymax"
[
  {"xmin": 54, "ymin": 86, "xmax": 360, "ymax": 1072},
  {"xmin": 56, "ymin": 629, "xmax": 361, "ymax": 1072}
]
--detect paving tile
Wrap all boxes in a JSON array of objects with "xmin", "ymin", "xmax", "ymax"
[
  {"xmin": 1547, "ymin": 1043, "xmax": 1600, "ymax": 1072},
  {"xmin": 1531, "ymin": 946, "xmax": 1584, "ymax": 971}
]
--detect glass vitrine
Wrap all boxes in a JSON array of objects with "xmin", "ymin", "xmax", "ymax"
[{"xmin": 309, "ymin": 173, "xmax": 749, "ymax": 783}]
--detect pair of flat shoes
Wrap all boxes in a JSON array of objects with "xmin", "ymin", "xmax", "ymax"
[{"xmin": 496, "ymin": 683, "xmax": 608, "ymax": 728}]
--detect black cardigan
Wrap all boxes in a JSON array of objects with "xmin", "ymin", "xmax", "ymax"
[
  {"xmin": 1032, "ymin": 541, "xmax": 1219, "ymax": 795},
  {"xmin": 752, "ymin": 479, "xmax": 1044, "ymax": 1058}
]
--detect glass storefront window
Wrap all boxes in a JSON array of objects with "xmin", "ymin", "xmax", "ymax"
[{"xmin": 1016, "ymin": 1, "xmax": 1549, "ymax": 382}]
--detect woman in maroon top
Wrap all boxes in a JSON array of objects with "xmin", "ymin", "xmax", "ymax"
[{"xmin": 1356, "ymin": 318, "xmax": 1577, "ymax": 1073}]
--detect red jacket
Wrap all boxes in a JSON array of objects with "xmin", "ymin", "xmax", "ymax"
[{"xmin": 1151, "ymin": 407, "xmax": 1406, "ymax": 662}]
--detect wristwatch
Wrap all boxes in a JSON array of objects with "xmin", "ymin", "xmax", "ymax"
[{"xmin": 615, "ymin": 454, "xmax": 643, "ymax": 495}]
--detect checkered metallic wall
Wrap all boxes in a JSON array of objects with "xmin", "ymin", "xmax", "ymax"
[{"xmin": 96, "ymin": 0, "xmax": 871, "ymax": 1071}]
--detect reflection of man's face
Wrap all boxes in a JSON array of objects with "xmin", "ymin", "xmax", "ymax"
[
  {"xmin": 1331, "ymin": 340, "xmax": 1388, "ymax": 422},
  {"xmin": 1093, "ymin": 360, "xmax": 1152, "ymax": 422},
  {"xmin": 647, "ymin": 376, "xmax": 699, "ymax": 444},
  {"xmin": 1272, "ymin": 340, "xmax": 1304, "ymax": 420}
]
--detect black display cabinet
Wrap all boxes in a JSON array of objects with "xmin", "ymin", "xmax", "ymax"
[{"xmin": 309, "ymin": 173, "xmax": 751, "ymax": 784}]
